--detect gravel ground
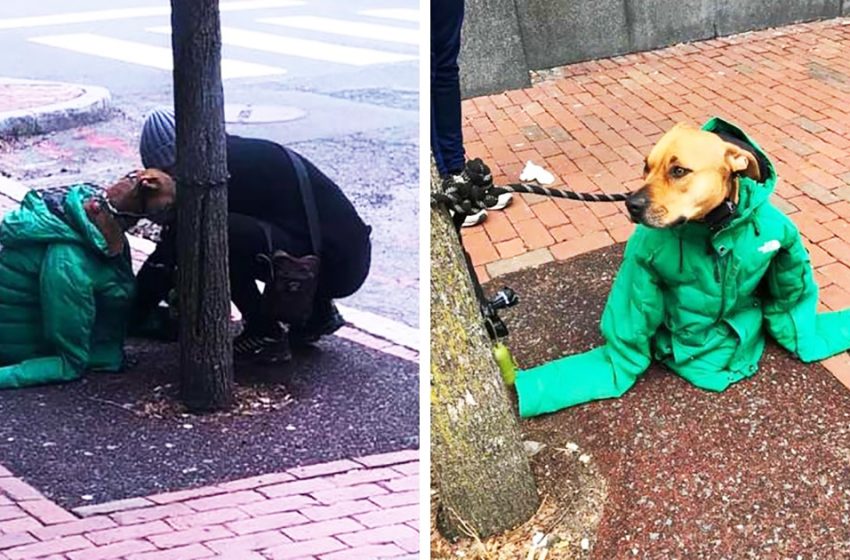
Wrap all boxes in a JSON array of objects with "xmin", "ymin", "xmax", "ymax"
[
  {"xmin": 473, "ymin": 245, "xmax": 850, "ymax": 559},
  {"xmin": 0, "ymin": 337, "xmax": 419, "ymax": 509}
]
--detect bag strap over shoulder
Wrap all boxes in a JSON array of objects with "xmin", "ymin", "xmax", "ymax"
[{"xmin": 283, "ymin": 148, "xmax": 321, "ymax": 256}]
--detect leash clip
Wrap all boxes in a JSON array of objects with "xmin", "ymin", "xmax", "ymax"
[{"xmin": 481, "ymin": 287, "xmax": 519, "ymax": 340}]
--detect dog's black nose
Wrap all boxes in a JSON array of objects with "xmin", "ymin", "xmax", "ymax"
[{"xmin": 626, "ymin": 192, "xmax": 649, "ymax": 220}]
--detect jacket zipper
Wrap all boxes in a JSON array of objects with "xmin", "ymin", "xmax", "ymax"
[{"xmin": 714, "ymin": 251, "xmax": 728, "ymax": 322}]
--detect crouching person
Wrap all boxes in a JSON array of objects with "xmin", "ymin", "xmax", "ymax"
[
  {"xmin": 133, "ymin": 108, "xmax": 372, "ymax": 363},
  {"xmin": 0, "ymin": 170, "xmax": 175, "ymax": 388}
]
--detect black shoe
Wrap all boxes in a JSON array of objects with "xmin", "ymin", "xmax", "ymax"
[
  {"xmin": 233, "ymin": 322, "xmax": 292, "ymax": 364},
  {"xmin": 290, "ymin": 301, "xmax": 346, "ymax": 345}
]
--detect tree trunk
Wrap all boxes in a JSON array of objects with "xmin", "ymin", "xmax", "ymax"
[
  {"xmin": 430, "ymin": 160, "xmax": 539, "ymax": 540},
  {"xmin": 170, "ymin": 0, "xmax": 234, "ymax": 411}
]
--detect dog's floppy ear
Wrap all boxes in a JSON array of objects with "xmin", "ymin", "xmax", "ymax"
[
  {"xmin": 724, "ymin": 143, "xmax": 761, "ymax": 181},
  {"xmin": 139, "ymin": 169, "xmax": 172, "ymax": 191},
  {"xmin": 138, "ymin": 169, "xmax": 166, "ymax": 191}
]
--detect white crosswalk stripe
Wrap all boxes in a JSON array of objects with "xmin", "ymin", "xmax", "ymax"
[
  {"xmin": 259, "ymin": 16, "xmax": 418, "ymax": 45},
  {"xmin": 148, "ymin": 26, "xmax": 416, "ymax": 66},
  {"xmin": 29, "ymin": 33, "xmax": 286, "ymax": 79},
  {"xmin": 358, "ymin": 8, "xmax": 418, "ymax": 22},
  {"xmin": 0, "ymin": 1, "xmax": 304, "ymax": 30},
  {"xmin": 23, "ymin": 7, "xmax": 417, "ymax": 79}
]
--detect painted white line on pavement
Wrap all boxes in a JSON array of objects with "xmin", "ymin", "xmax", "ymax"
[
  {"xmin": 148, "ymin": 26, "xmax": 417, "ymax": 66},
  {"xmin": 336, "ymin": 303, "xmax": 419, "ymax": 350},
  {"xmin": 258, "ymin": 16, "xmax": 418, "ymax": 45},
  {"xmin": 28, "ymin": 34, "xmax": 286, "ymax": 80},
  {"xmin": 0, "ymin": 176, "xmax": 418, "ymax": 352},
  {"xmin": 0, "ymin": 176, "xmax": 29, "ymax": 202},
  {"xmin": 0, "ymin": 1, "xmax": 304, "ymax": 30},
  {"xmin": 358, "ymin": 9, "xmax": 419, "ymax": 22}
]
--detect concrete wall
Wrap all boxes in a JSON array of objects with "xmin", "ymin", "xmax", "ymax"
[
  {"xmin": 460, "ymin": 0, "xmax": 846, "ymax": 98},
  {"xmin": 716, "ymin": 0, "xmax": 840, "ymax": 35},
  {"xmin": 458, "ymin": 0, "xmax": 531, "ymax": 99}
]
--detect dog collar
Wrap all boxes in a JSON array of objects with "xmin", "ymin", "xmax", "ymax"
[
  {"xmin": 702, "ymin": 198, "xmax": 738, "ymax": 231},
  {"xmin": 94, "ymin": 171, "xmax": 149, "ymax": 221}
]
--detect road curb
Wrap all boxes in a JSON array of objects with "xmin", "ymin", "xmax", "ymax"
[
  {"xmin": 0, "ymin": 176, "xmax": 419, "ymax": 358},
  {"xmin": 0, "ymin": 78, "xmax": 112, "ymax": 139}
]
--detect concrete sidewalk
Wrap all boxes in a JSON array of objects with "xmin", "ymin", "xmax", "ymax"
[
  {"xmin": 0, "ymin": 450, "xmax": 418, "ymax": 559},
  {"xmin": 0, "ymin": 78, "xmax": 111, "ymax": 138},
  {"xmin": 459, "ymin": 17, "xmax": 850, "ymax": 386}
]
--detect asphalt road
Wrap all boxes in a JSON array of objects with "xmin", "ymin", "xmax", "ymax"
[{"xmin": 0, "ymin": 0, "xmax": 420, "ymax": 327}]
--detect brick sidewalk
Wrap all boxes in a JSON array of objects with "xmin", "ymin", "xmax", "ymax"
[
  {"xmin": 0, "ymin": 81, "xmax": 83, "ymax": 113},
  {"xmin": 0, "ymin": 450, "xmax": 418, "ymax": 559},
  {"xmin": 459, "ymin": 17, "xmax": 850, "ymax": 383}
]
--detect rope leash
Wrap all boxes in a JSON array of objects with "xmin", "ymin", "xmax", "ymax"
[
  {"xmin": 431, "ymin": 158, "xmax": 632, "ymax": 347},
  {"xmin": 498, "ymin": 183, "xmax": 629, "ymax": 202},
  {"xmin": 430, "ymin": 159, "xmax": 631, "ymax": 216}
]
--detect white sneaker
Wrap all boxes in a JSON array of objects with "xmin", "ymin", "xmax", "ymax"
[
  {"xmin": 489, "ymin": 192, "xmax": 514, "ymax": 211},
  {"xmin": 459, "ymin": 209, "xmax": 487, "ymax": 228}
]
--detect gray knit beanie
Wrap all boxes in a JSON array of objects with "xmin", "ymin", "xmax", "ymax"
[{"xmin": 140, "ymin": 108, "xmax": 177, "ymax": 170}]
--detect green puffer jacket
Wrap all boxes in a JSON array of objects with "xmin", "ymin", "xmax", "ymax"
[
  {"xmin": 516, "ymin": 117, "xmax": 850, "ymax": 417},
  {"xmin": 0, "ymin": 185, "xmax": 135, "ymax": 388}
]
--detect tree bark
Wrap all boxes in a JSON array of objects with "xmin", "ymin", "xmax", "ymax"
[
  {"xmin": 430, "ymin": 160, "xmax": 539, "ymax": 540},
  {"xmin": 170, "ymin": 0, "xmax": 234, "ymax": 411}
]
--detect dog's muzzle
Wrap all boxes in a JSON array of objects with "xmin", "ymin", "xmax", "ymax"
[
  {"xmin": 97, "ymin": 171, "xmax": 175, "ymax": 226},
  {"xmin": 625, "ymin": 191, "xmax": 649, "ymax": 223}
]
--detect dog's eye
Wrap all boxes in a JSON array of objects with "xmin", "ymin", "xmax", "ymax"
[{"xmin": 670, "ymin": 166, "xmax": 690, "ymax": 179}]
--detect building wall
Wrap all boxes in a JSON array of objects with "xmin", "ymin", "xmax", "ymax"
[{"xmin": 459, "ymin": 0, "xmax": 846, "ymax": 97}]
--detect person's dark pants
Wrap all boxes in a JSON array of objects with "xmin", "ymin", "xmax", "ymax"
[
  {"xmin": 226, "ymin": 213, "xmax": 303, "ymax": 334},
  {"xmin": 134, "ymin": 213, "xmax": 371, "ymax": 336},
  {"xmin": 228, "ymin": 213, "xmax": 370, "ymax": 334},
  {"xmin": 431, "ymin": 0, "xmax": 465, "ymax": 177}
]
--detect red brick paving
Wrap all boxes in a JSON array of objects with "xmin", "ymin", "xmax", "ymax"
[
  {"xmin": 0, "ymin": 450, "xmax": 418, "ymax": 559},
  {"xmin": 0, "ymin": 81, "xmax": 83, "ymax": 114},
  {"xmin": 459, "ymin": 17, "xmax": 850, "ymax": 389}
]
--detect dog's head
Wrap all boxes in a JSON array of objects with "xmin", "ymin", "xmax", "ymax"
[
  {"xmin": 104, "ymin": 168, "xmax": 177, "ymax": 225},
  {"xmin": 84, "ymin": 168, "xmax": 176, "ymax": 256},
  {"xmin": 625, "ymin": 122, "xmax": 761, "ymax": 228}
]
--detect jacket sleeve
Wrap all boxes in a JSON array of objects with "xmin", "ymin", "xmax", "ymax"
[
  {"xmin": 515, "ymin": 229, "xmax": 665, "ymax": 417},
  {"xmin": 763, "ymin": 224, "xmax": 850, "ymax": 362},
  {"xmin": 88, "ymin": 248, "xmax": 134, "ymax": 371},
  {"xmin": 0, "ymin": 245, "xmax": 94, "ymax": 388}
]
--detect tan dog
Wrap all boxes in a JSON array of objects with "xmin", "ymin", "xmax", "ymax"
[
  {"xmin": 625, "ymin": 123, "xmax": 762, "ymax": 228},
  {"xmin": 83, "ymin": 168, "xmax": 176, "ymax": 255}
]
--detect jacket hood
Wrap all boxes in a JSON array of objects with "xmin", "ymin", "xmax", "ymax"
[
  {"xmin": 0, "ymin": 185, "xmax": 112, "ymax": 255},
  {"xmin": 700, "ymin": 117, "xmax": 777, "ymax": 226}
]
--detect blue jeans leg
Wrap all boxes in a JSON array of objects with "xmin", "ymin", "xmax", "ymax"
[{"xmin": 431, "ymin": 0, "xmax": 465, "ymax": 176}]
